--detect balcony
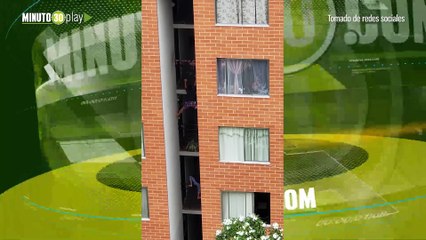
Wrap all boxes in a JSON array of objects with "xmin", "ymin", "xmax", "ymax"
[
  {"xmin": 180, "ymin": 156, "xmax": 201, "ymax": 212},
  {"xmin": 179, "ymin": 123, "xmax": 198, "ymax": 152},
  {"xmin": 182, "ymin": 186, "xmax": 201, "ymax": 211}
]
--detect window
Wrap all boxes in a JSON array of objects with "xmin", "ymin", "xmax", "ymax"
[
  {"xmin": 217, "ymin": 59, "xmax": 269, "ymax": 96},
  {"xmin": 222, "ymin": 192, "xmax": 270, "ymax": 223},
  {"xmin": 216, "ymin": 0, "xmax": 268, "ymax": 25},
  {"xmin": 222, "ymin": 192, "xmax": 254, "ymax": 219},
  {"xmin": 142, "ymin": 187, "xmax": 149, "ymax": 219},
  {"xmin": 172, "ymin": 0, "xmax": 194, "ymax": 24},
  {"xmin": 219, "ymin": 127, "xmax": 269, "ymax": 162},
  {"xmin": 141, "ymin": 124, "xmax": 145, "ymax": 158}
]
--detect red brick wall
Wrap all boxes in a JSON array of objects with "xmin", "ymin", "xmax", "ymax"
[
  {"xmin": 193, "ymin": 0, "xmax": 284, "ymax": 239},
  {"xmin": 141, "ymin": 1, "xmax": 170, "ymax": 239}
]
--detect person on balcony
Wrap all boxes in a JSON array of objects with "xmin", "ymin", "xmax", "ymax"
[
  {"xmin": 177, "ymin": 78, "xmax": 197, "ymax": 118},
  {"xmin": 186, "ymin": 175, "xmax": 201, "ymax": 199}
]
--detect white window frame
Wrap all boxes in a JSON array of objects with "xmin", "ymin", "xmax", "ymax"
[
  {"xmin": 215, "ymin": 23, "xmax": 269, "ymax": 27},
  {"xmin": 217, "ymin": 94, "xmax": 270, "ymax": 99}
]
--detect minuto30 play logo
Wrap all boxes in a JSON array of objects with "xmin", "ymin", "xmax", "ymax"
[{"xmin": 22, "ymin": 11, "xmax": 91, "ymax": 25}]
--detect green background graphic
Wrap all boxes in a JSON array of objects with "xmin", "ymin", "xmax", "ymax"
[
  {"xmin": 0, "ymin": 1, "xmax": 142, "ymax": 239},
  {"xmin": 285, "ymin": 0, "xmax": 426, "ymax": 239}
]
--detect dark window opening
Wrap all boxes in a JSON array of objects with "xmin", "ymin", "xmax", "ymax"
[
  {"xmin": 180, "ymin": 156, "xmax": 201, "ymax": 210},
  {"xmin": 174, "ymin": 29, "xmax": 195, "ymax": 89},
  {"xmin": 183, "ymin": 214, "xmax": 203, "ymax": 240},
  {"xmin": 178, "ymin": 98, "xmax": 198, "ymax": 152},
  {"xmin": 172, "ymin": 0, "xmax": 194, "ymax": 24},
  {"xmin": 254, "ymin": 192, "xmax": 270, "ymax": 224}
]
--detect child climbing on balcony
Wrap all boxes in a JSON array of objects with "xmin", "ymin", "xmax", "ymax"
[
  {"xmin": 177, "ymin": 78, "xmax": 197, "ymax": 118},
  {"xmin": 187, "ymin": 175, "xmax": 201, "ymax": 199}
]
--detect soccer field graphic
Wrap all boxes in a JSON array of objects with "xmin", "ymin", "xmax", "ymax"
[
  {"xmin": 285, "ymin": 0, "xmax": 426, "ymax": 238},
  {"xmin": 284, "ymin": 134, "xmax": 426, "ymax": 239},
  {"xmin": 0, "ymin": 150, "xmax": 142, "ymax": 240}
]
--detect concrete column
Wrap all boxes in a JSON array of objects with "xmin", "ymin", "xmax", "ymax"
[{"xmin": 157, "ymin": 0, "xmax": 184, "ymax": 239}]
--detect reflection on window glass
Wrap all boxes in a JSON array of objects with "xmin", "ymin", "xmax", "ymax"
[{"xmin": 217, "ymin": 59, "xmax": 269, "ymax": 96}]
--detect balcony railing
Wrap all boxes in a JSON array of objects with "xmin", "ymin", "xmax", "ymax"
[
  {"xmin": 179, "ymin": 124, "xmax": 198, "ymax": 152},
  {"xmin": 182, "ymin": 183, "xmax": 201, "ymax": 211}
]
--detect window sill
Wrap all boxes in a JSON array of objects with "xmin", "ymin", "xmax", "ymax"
[
  {"xmin": 219, "ymin": 160, "xmax": 270, "ymax": 165},
  {"xmin": 217, "ymin": 94, "xmax": 270, "ymax": 99},
  {"xmin": 215, "ymin": 24, "xmax": 269, "ymax": 28},
  {"xmin": 142, "ymin": 218, "xmax": 150, "ymax": 221}
]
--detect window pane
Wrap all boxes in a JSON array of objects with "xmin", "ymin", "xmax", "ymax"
[
  {"xmin": 217, "ymin": 59, "xmax": 269, "ymax": 96},
  {"xmin": 222, "ymin": 192, "xmax": 230, "ymax": 219},
  {"xmin": 216, "ymin": 0, "xmax": 268, "ymax": 25},
  {"xmin": 242, "ymin": 0, "xmax": 256, "ymax": 24},
  {"xmin": 229, "ymin": 192, "xmax": 247, "ymax": 218},
  {"xmin": 219, "ymin": 127, "xmax": 244, "ymax": 161},
  {"xmin": 246, "ymin": 60, "xmax": 269, "ymax": 95},
  {"xmin": 142, "ymin": 188, "xmax": 149, "ymax": 218},
  {"xmin": 141, "ymin": 124, "xmax": 145, "ymax": 158},
  {"xmin": 244, "ymin": 129, "xmax": 269, "ymax": 161},
  {"xmin": 218, "ymin": 59, "xmax": 241, "ymax": 94},
  {"xmin": 256, "ymin": 0, "xmax": 268, "ymax": 24},
  {"xmin": 217, "ymin": 59, "xmax": 227, "ymax": 94},
  {"xmin": 220, "ymin": 127, "xmax": 269, "ymax": 162},
  {"xmin": 222, "ymin": 192, "xmax": 254, "ymax": 220},
  {"xmin": 245, "ymin": 192, "xmax": 254, "ymax": 216},
  {"xmin": 216, "ymin": 0, "xmax": 239, "ymax": 24}
]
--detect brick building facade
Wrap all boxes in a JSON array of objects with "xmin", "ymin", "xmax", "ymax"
[
  {"xmin": 141, "ymin": 0, "xmax": 171, "ymax": 239},
  {"xmin": 142, "ymin": 0, "xmax": 283, "ymax": 239}
]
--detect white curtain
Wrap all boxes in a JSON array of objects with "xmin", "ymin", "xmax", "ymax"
[
  {"xmin": 218, "ymin": 59, "xmax": 268, "ymax": 95},
  {"xmin": 217, "ymin": 0, "xmax": 268, "ymax": 24},
  {"xmin": 242, "ymin": 0, "xmax": 256, "ymax": 24},
  {"xmin": 256, "ymin": 0, "xmax": 268, "ymax": 24},
  {"xmin": 219, "ymin": 128, "xmax": 244, "ymax": 162},
  {"xmin": 228, "ymin": 60, "xmax": 243, "ymax": 94},
  {"xmin": 217, "ymin": 60, "xmax": 227, "ymax": 93},
  {"xmin": 217, "ymin": 59, "xmax": 244, "ymax": 95},
  {"xmin": 142, "ymin": 188, "xmax": 149, "ymax": 218},
  {"xmin": 251, "ymin": 60, "xmax": 269, "ymax": 95},
  {"xmin": 216, "ymin": 0, "xmax": 239, "ymax": 24},
  {"xmin": 244, "ymin": 129, "xmax": 269, "ymax": 162},
  {"xmin": 222, "ymin": 192, "xmax": 254, "ymax": 220},
  {"xmin": 220, "ymin": 128, "xmax": 269, "ymax": 162},
  {"xmin": 242, "ymin": 0, "xmax": 269, "ymax": 24}
]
